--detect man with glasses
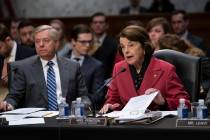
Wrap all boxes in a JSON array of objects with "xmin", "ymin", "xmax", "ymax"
[
  {"xmin": 90, "ymin": 12, "xmax": 118, "ymax": 80},
  {"xmin": 64, "ymin": 24, "xmax": 105, "ymax": 110}
]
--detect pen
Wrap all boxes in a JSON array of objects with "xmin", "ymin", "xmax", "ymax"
[{"xmin": 43, "ymin": 112, "xmax": 53, "ymax": 117}]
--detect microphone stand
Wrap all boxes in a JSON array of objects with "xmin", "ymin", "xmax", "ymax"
[{"xmin": 92, "ymin": 67, "xmax": 126, "ymax": 117}]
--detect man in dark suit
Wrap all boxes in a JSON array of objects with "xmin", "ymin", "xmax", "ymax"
[
  {"xmin": 171, "ymin": 10, "xmax": 206, "ymax": 51},
  {"xmin": 0, "ymin": 25, "xmax": 89, "ymax": 111},
  {"xmin": 90, "ymin": 12, "xmax": 118, "ymax": 79},
  {"xmin": 0, "ymin": 23, "xmax": 36, "ymax": 100},
  {"xmin": 119, "ymin": 0, "xmax": 147, "ymax": 15},
  {"xmin": 64, "ymin": 24, "xmax": 105, "ymax": 110},
  {"xmin": 18, "ymin": 19, "xmax": 35, "ymax": 48}
]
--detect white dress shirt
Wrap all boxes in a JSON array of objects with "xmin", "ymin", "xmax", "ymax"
[
  {"xmin": 70, "ymin": 53, "xmax": 84, "ymax": 66},
  {"xmin": 8, "ymin": 41, "xmax": 17, "ymax": 63}
]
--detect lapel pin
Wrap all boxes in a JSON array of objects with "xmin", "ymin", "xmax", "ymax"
[{"xmin": 153, "ymin": 74, "xmax": 157, "ymax": 78}]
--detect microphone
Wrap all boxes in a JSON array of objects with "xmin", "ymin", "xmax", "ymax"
[
  {"xmin": 92, "ymin": 67, "xmax": 126, "ymax": 117},
  {"xmin": 96, "ymin": 67, "xmax": 126, "ymax": 94}
]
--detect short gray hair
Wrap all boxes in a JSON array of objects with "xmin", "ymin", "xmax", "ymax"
[{"xmin": 34, "ymin": 25, "xmax": 58, "ymax": 41}]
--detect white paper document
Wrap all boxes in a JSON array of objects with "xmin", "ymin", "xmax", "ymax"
[
  {"xmin": 0, "ymin": 108, "xmax": 54, "ymax": 126},
  {"xmin": 0, "ymin": 114, "xmax": 28, "ymax": 121},
  {"xmin": 102, "ymin": 111, "xmax": 121, "ymax": 118},
  {"xmin": 160, "ymin": 111, "xmax": 177, "ymax": 117},
  {"xmin": 122, "ymin": 92, "xmax": 158, "ymax": 112},
  {"xmin": 9, "ymin": 118, "xmax": 45, "ymax": 126},
  {"xmin": 103, "ymin": 91, "xmax": 158, "ymax": 120},
  {"xmin": 0, "ymin": 108, "xmax": 45, "ymax": 115}
]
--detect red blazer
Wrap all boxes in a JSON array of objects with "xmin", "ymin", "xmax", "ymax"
[{"xmin": 105, "ymin": 57, "xmax": 190, "ymax": 111}]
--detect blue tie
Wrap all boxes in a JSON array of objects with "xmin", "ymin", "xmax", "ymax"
[{"xmin": 47, "ymin": 61, "xmax": 57, "ymax": 110}]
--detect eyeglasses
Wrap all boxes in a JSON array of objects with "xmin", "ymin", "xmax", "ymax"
[{"xmin": 77, "ymin": 40, "xmax": 93, "ymax": 46}]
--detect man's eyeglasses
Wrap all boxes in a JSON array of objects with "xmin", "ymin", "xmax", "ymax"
[{"xmin": 77, "ymin": 40, "xmax": 93, "ymax": 46}]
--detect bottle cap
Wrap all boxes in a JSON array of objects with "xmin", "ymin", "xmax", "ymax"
[
  {"xmin": 179, "ymin": 98, "xmax": 185, "ymax": 103},
  {"xmin": 76, "ymin": 97, "xmax": 82, "ymax": 103},
  {"xmin": 198, "ymin": 99, "xmax": 204, "ymax": 105}
]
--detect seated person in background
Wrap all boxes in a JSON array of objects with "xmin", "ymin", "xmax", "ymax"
[
  {"xmin": 158, "ymin": 34, "xmax": 210, "ymax": 99},
  {"xmin": 9, "ymin": 18, "xmax": 21, "ymax": 44},
  {"xmin": 0, "ymin": 23, "xmax": 36, "ymax": 100},
  {"xmin": 159, "ymin": 34, "xmax": 205, "ymax": 57},
  {"xmin": 204, "ymin": 0, "xmax": 210, "ymax": 12},
  {"xmin": 171, "ymin": 10, "xmax": 206, "ymax": 52},
  {"xmin": 119, "ymin": 0, "xmax": 147, "ymax": 15},
  {"xmin": 148, "ymin": 0, "xmax": 175, "ymax": 13},
  {"xmin": 0, "ymin": 25, "xmax": 89, "ymax": 111},
  {"xmin": 90, "ymin": 12, "xmax": 118, "ymax": 79},
  {"xmin": 64, "ymin": 24, "xmax": 105, "ymax": 110},
  {"xmin": 146, "ymin": 17, "xmax": 173, "ymax": 51},
  {"xmin": 99, "ymin": 25, "xmax": 190, "ymax": 114},
  {"xmin": 50, "ymin": 19, "xmax": 72, "ymax": 57},
  {"xmin": 18, "ymin": 19, "xmax": 35, "ymax": 48}
]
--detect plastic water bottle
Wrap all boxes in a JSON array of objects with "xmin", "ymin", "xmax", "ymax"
[
  {"xmin": 70, "ymin": 100, "xmax": 76, "ymax": 117},
  {"xmin": 75, "ymin": 97, "xmax": 85, "ymax": 118},
  {"xmin": 177, "ymin": 98, "xmax": 188, "ymax": 119},
  {"xmin": 58, "ymin": 97, "xmax": 70, "ymax": 118},
  {"xmin": 196, "ymin": 99, "xmax": 208, "ymax": 119}
]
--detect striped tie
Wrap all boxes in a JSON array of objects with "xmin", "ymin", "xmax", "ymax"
[{"xmin": 47, "ymin": 61, "xmax": 57, "ymax": 110}]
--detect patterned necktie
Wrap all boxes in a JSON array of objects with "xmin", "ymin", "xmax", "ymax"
[{"xmin": 47, "ymin": 61, "xmax": 57, "ymax": 110}]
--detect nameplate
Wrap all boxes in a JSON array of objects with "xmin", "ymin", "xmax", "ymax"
[
  {"xmin": 176, "ymin": 119, "xmax": 210, "ymax": 128},
  {"xmin": 69, "ymin": 117, "xmax": 108, "ymax": 126}
]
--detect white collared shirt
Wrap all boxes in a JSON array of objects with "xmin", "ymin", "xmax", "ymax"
[
  {"xmin": 70, "ymin": 53, "xmax": 84, "ymax": 66},
  {"xmin": 180, "ymin": 30, "xmax": 189, "ymax": 41},
  {"xmin": 94, "ymin": 33, "xmax": 106, "ymax": 47},
  {"xmin": 40, "ymin": 55, "xmax": 62, "ymax": 103},
  {"xmin": 8, "ymin": 41, "xmax": 17, "ymax": 63}
]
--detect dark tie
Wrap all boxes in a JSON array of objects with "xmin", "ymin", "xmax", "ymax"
[
  {"xmin": 47, "ymin": 61, "xmax": 57, "ymax": 110},
  {"xmin": 74, "ymin": 57, "xmax": 80, "ymax": 62}
]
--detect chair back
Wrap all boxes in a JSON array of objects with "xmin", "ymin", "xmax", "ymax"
[{"xmin": 154, "ymin": 49, "xmax": 201, "ymax": 102}]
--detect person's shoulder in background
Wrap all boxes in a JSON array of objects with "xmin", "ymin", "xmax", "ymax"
[
  {"xmin": 204, "ymin": 1, "xmax": 210, "ymax": 12},
  {"xmin": 119, "ymin": 6, "xmax": 148, "ymax": 15}
]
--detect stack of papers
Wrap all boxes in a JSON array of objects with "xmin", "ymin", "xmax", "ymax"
[
  {"xmin": 102, "ymin": 92, "xmax": 178, "ymax": 124},
  {"xmin": 0, "ymin": 108, "xmax": 45, "ymax": 115},
  {"xmin": 0, "ymin": 108, "xmax": 58, "ymax": 126},
  {"xmin": 103, "ymin": 92, "xmax": 158, "ymax": 120}
]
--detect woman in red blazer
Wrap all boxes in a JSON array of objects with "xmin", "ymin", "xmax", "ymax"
[{"xmin": 100, "ymin": 25, "xmax": 190, "ymax": 113}]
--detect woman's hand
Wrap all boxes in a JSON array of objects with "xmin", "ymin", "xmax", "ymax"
[
  {"xmin": 145, "ymin": 88, "xmax": 165, "ymax": 105},
  {"xmin": 99, "ymin": 103, "xmax": 120, "ymax": 114}
]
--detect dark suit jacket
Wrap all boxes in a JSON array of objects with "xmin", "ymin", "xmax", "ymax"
[
  {"xmin": 105, "ymin": 57, "xmax": 190, "ymax": 111},
  {"xmin": 187, "ymin": 32, "xmax": 206, "ymax": 51},
  {"xmin": 66, "ymin": 51, "xmax": 105, "ymax": 109},
  {"xmin": 0, "ymin": 43, "xmax": 36, "ymax": 78},
  {"xmin": 81, "ymin": 56, "xmax": 105, "ymax": 108},
  {"xmin": 92, "ymin": 35, "xmax": 118, "ymax": 79},
  {"xmin": 119, "ymin": 6, "xmax": 147, "ymax": 15},
  {"xmin": 6, "ymin": 55, "xmax": 88, "ymax": 109}
]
